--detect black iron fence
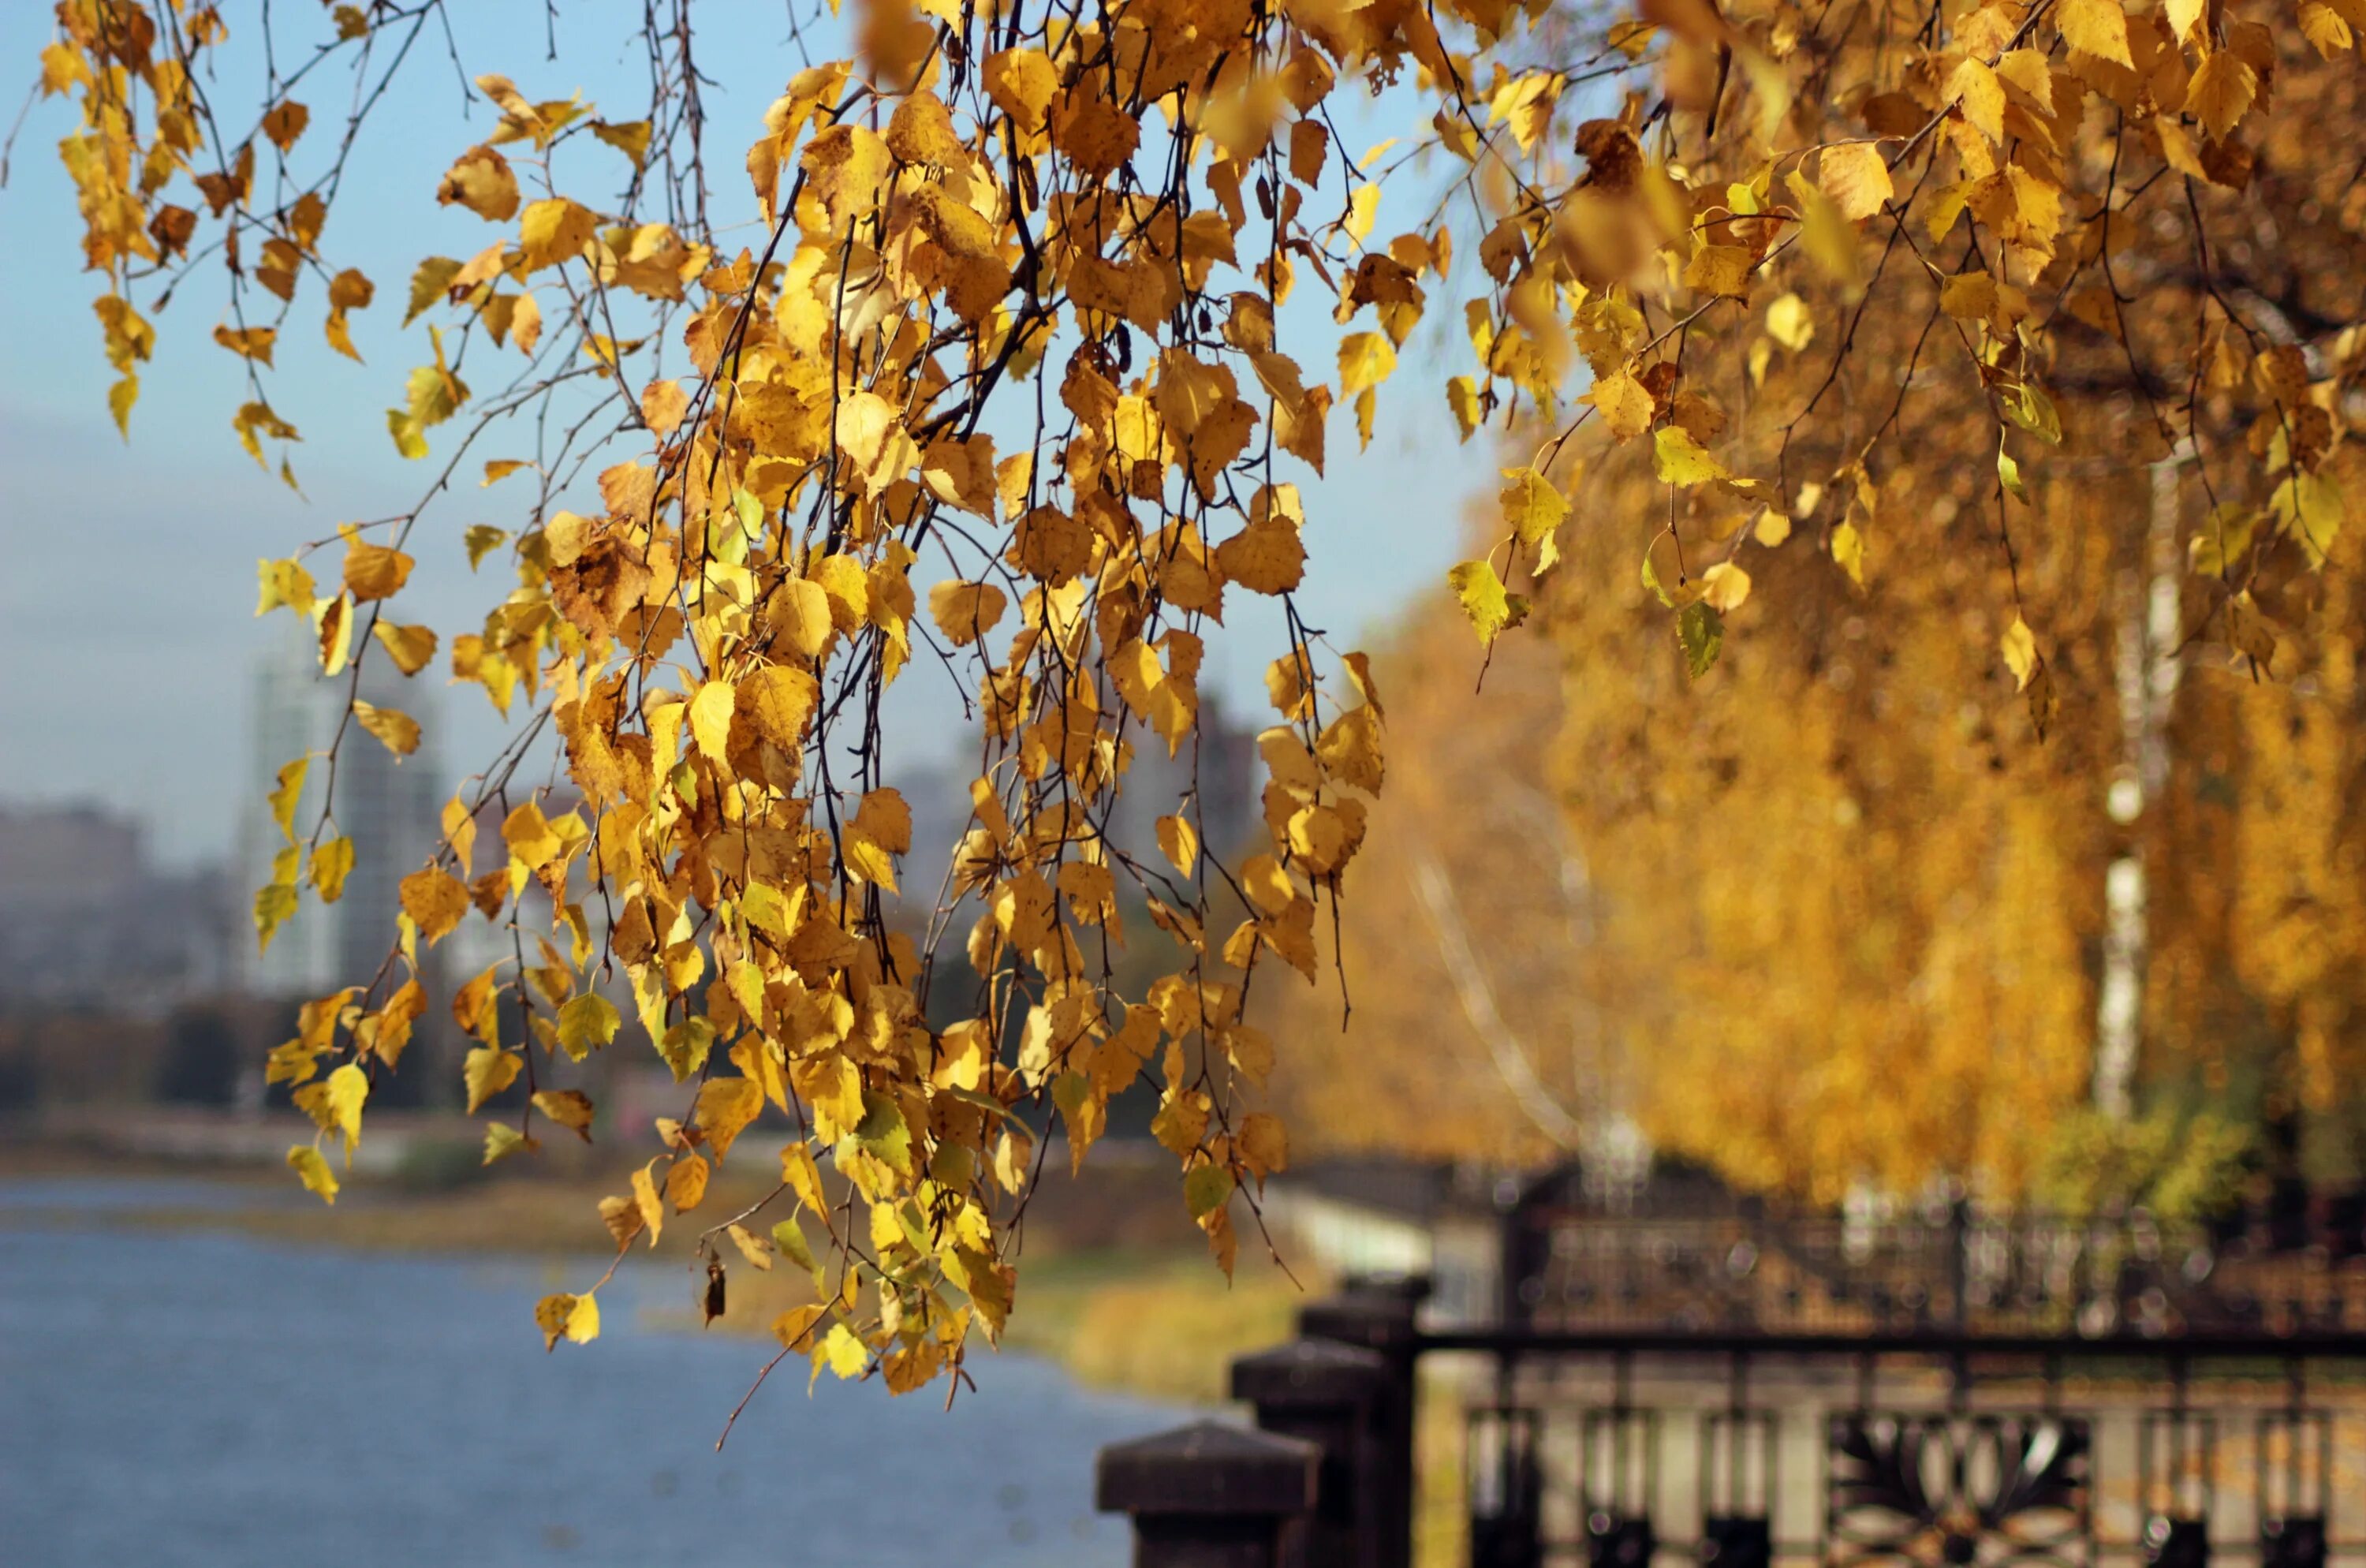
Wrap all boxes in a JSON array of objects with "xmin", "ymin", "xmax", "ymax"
[{"xmin": 1096, "ymin": 1278, "xmax": 2366, "ymax": 1568}]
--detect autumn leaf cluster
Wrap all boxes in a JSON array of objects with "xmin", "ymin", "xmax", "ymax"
[{"xmin": 31, "ymin": 0, "xmax": 2366, "ymax": 1398}]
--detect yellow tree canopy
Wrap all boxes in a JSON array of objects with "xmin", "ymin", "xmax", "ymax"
[{"xmin": 28, "ymin": 0, "xmax": 2366, "ymax": 1396}]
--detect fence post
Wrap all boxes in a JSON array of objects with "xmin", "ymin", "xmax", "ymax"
[
  {"xmin": 1097, "ymin": 1420, "xmax": 1321, "ymax": 1568},
  {"xmin": 1298, "ymin": 1275, "xmax": 1427, "ymax": 1568},
  {"xmin": 1231, "ymin": 1338, "xmax": 1390, "ymax": 1568}
]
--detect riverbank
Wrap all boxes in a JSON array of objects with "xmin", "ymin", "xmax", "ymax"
[{"xmin": 0, "ymin": 1137, "xmax": 1316, "ymax": 1404}]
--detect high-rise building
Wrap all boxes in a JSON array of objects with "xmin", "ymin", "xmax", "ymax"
[
  {"xmin": 237, "ymin": 627, "xmax": 444, "ymax": 1000},
  {"xmin": 1099, "ymin": 695, "xmax": 1260, "ymax": 868},
  {"xmin": 0, "ymin": 804, "xmax": 230, "ymax": 1010},
  {"xmin": 894, "ymin": 695, "xmax": 1260, "ymax": 919}
]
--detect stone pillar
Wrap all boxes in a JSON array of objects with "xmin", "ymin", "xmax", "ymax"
[
  {"xmin": 1097, "ymin": 1420, "xmax": 1322, "ymax": 1568},
  {"xmin": 1298, "ymin": 1275, "xmax": 1428, "ymax": 1568},
  {"xmin": 1232, "ymin": 1338, "xmax": 1390, "ymax": 1568}
]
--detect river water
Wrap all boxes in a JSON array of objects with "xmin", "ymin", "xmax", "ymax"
[{"xmin": 0, "ymin": 1178, "xmax": 1185, "ymax": 1567}]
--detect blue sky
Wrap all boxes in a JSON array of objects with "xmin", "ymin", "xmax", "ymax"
[{"xmin": 0, "ymin": 3, "xmax": 1487, "ymax": 867}]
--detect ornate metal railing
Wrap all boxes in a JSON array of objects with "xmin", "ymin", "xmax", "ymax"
[
  {"xmin": 1094, "ymin": 1281, "xmax": 2366, "ymax": 1568},
  {"xmin": 1443, "ymin": 1328, "xmax": 2366, "ymax": 1568}
]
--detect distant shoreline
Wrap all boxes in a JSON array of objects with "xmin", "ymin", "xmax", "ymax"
[{"xmin": 0, "ymin": 1135, "xmax": 1303, "ymax": 1403}]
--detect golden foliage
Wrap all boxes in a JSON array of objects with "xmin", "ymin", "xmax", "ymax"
[{"xmin": 29, "ymin": 0, "xmax": 2366, "ymax": 1406}]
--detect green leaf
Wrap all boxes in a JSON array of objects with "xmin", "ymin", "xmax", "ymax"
[
  {"xmin": 771, "ymin": 1217, "xmax": 821, "ymax": 1279},
  {"xmin": 1640, "ymin": 544, "xmax": 1671, "ymax": 606},
  {"xmin": 1183, "ymin": 1162, "xmax": 1236, "ymax": 1219},
  {"xmin": 1677, "ymin": 602, "xmax": 1724, "ymax": 678}
]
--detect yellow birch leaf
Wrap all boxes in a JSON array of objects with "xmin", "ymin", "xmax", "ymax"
[
  {"xmin": 484, "ymin": 1123, "xmax": 537, "ymax": 1166},
  {"xmin": 592, "ymin": 119, "xmax": 653, "ymax": 168},
  {"xmin": 782, "ymin": 1141, "xmax": 826, "ymax": 1214},
  {"xmin": 1683, "ymin": 244, "xmax": 1755, "ymax": 297},
  {"xmin": 728, "ymin": 1223, "xmax": 774, "ymax": 1271},
  {"xmin": 1653, "ymin": 427, "xmax": 1730, "ymax": 487},
  {"xmin": 287, "ymin": 1144, "xmax": 340, "ymax": 1204},
  {"xmin": 353, "ymin": 700, "xmax": 420, "ymax": 757},
  {"xmin": 533, "ymin": 1089, "xmax": 596, "ymax": 1141},
  {"xmin": 1832, "ymin": 521, "xmax": 1868, "ymax": 585},
  {"xmin": 1238, "ymin": 1113, "xmax": 1289, "ymax": 1182},
  {"xmin": 256, "ymin": 558, "xmax": 318, "ymax": 618},
  {"xmin": 308, "ymin": 836, "xmax": 354, "ymax": 902},
  {"xmin": 1819, "ymin": 142, "xmax": 1894, "ymax": 221},
  {"xmin": 694, "ymin": 1077, "xmax": 764, "ymax": 1162},
  {"xmin": 2002, "ymin": 615, "xmax": 2039, "ymax": 690},
  {"xmin": 1338, "ymin": 331, "xmax": 1396, "ymax": 395},
  {"xmin": 535, "ymin": 1292, "xmax": 599, "ymax": 1350},
  {"xmin": 263, "ymin": 100, "xmax": 311, "ymax": 151},
  {"xmin": 1947, "ymin": 58, "xmax": 2006, "ymax": 145},
  {"xmin": 1588, "ymin": 369, "xmax": 1655, "ymax": 439},
  {"xmin": 343, "ymin": 539, "xmax": 414, "ymax": 602},
  {"xmin": 928, "ymin": 581, "xmax": 1009, "ymax": 648},
  {"xmin": 632, "ymin": 1163, "xmax": 666, "ymax": 1245},
  {"xmin": 2059, "ymin": 0, "xmax": 2135, "ymax": 67},
  {"xmin": 1156, "ymin": 814, "xmax": 1200, "ymax": 878},
  {"xmin": 1447, "ymin": 558, "xmax": 1515, "ymax": 644},
  {"xmin": 254, "ymin": 883, "xmax": 300, "ymax": 951},
  {"xmin": 437, "ymin": 145, "xmax": 520, "ymax": 221},
  {"xmin": 641, "ymin": 379, "xmax": 688, "ymax": 435},
  {"xmin": 517, "ymin": 197, "xmax": 595, "ymax": 271},
  {"xmin": 819, "ymin": 1322, "xmax": 868, "ymax": 1379},
  {"xmin": 773, "ymin": 1303, "xmax": 828, "ymax": 1352},
  {"xmin": 2188, "ymin": 52, "xmax": 2259, "ymax": 142},
  {"xmin": 1700, "ymin": 562, "xmax": 1752, "ymax": 610},
  {"xmin": 371, "ymin": 622, "xmax": 437, "ymax": 674},
  {"xmin": 1498, "ymin": 466, "xmax": 1569, "ymax": 548},
  {"xmin": 215, "ymin": 325, "xmax": 278, "ymax": 364},
  {"xmin": 323, "ymin": 1062, "xmax": 368, "ymax": 1156},
  {"xmin": 738, "ymin": 666, "xmax": 820, "ymax": 752},
  {"xmin": 689, "ymin": 679, "xmax": 736, "ymax": 763},
  {"xmin": 1765, "ymin": 293, "xmax": 1815, "ymax": 352},
  {"xmin": 399, "ymin": 866, "xmax": 468, "ymax": 942},
  {"xmin": 557, "ymin": 993, "xmax": 621, "ymax": 1059},
  {"xmin": 503, "ymin": 801, "xmax": 561, "ymax": 871},
  {"xmin": 464, "ymin": 1046, "xmax": 521, "ymax": 1113},
  {"xmin": 667, "ymin": 1151, "xmax": 711, "ymax": 1212}
]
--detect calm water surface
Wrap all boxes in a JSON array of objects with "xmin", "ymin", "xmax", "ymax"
[{"xmin": 0, "ymin": 1178, "xmax": 1185, "ymax": 1567}]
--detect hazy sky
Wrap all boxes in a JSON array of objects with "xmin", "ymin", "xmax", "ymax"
[{"xmin": 0, "ymin": 3, "xmax": 1489, "ymax": 868}]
